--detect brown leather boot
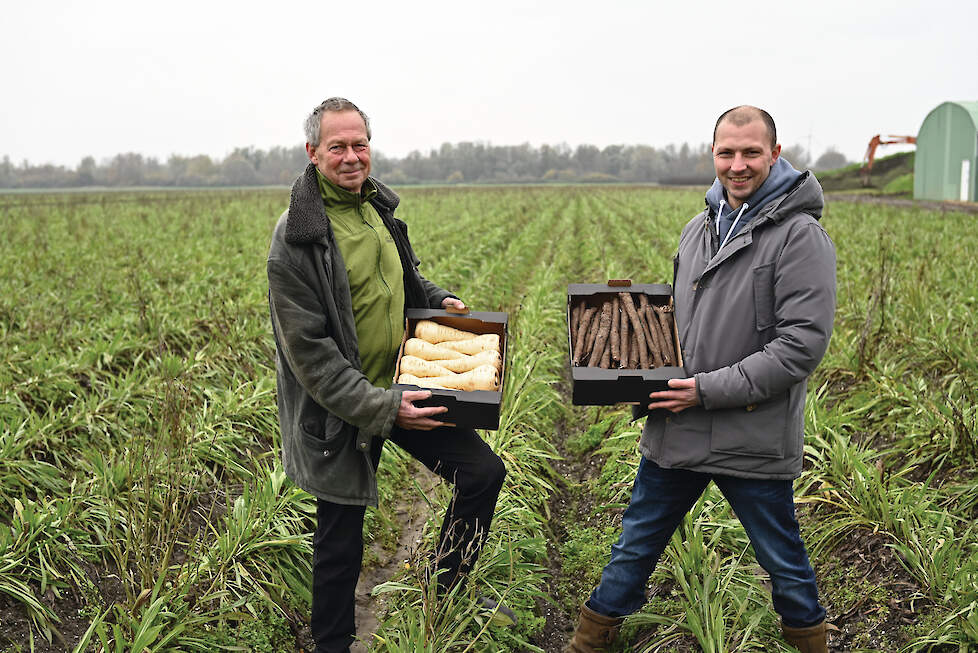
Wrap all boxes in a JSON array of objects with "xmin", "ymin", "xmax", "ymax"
[
  {"xmin": 563, "ymin": 603, "xmax": 624, "ymax": 653},
  {"xmin": 782, "ymin": 620, "xmax": 827, "ymax": 653}
]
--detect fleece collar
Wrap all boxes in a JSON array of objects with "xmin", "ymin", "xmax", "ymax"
[{"xmin": 285, "ymin": 163, "xmax": 400, "ymax": 244}]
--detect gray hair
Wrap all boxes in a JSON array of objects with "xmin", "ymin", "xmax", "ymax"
[{"xmin": 304, "ymin": 97, "xmax": 371, "ymax": 146}]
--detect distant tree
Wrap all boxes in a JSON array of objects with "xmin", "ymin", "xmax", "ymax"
[
  {"xmin": 601, "ymin": 144, "xmax": 625, "ymax": 177},
  {"xmin": 183, "ymin": 155, "xmax": 219, "ymax": 186},
  {"xmin": 76, "ymin": 156, "xmax": 98, "ymax": 185},
  {"xmin": 105, "ymin": 153, "xmax": 146, "ymax": 186},
  {"xmin": 0, "ymin": 155, "xmax": 14, "ymax": 187},
  {"xmin": 814, "ymin": 148, "xmax": 848, "ymax": 171},
  {"xmin": 780, "ymin": 144, "xmax": 810, "ymax": 170},
  {"xmin": 446, "ymin": 171, "xmax": 464, "ymax": 184},
  {"xmin": 573, "ymin": 144, "xmax": 600, "ymax": 172},
  {"xmin": 221, "ymin": 153, "xmax": 259, "ymax": 186},
  {"xmin": 622, "ymin": 145, "xmax": 664, "ymax": 182}
]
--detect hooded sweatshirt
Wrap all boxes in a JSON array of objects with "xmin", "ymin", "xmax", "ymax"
[
  {"xmin": 706, "ymin": 157, "xmax": 803, "ymax": 248},
  {"xmin": 635, "ymin": 170, "xmax": 836, "ymax": 480}
]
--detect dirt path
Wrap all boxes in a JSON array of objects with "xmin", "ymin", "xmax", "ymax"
[
  {"xmin": 350, "ymin": 467, "xmax": 441, "ymax": 653},
  {"xmin": 530, "ymin": 406, "xmax": 614, "ymax": 653},
  {"xmin": 825, "ymin": 193, "xmax": 978, "ymax": 214},
  {"xmin": 290, "ymin": 465, "xmax": 441, "ymax": 653}
]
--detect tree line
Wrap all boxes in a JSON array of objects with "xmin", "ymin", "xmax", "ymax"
[{"xmin": 0, "ymin": 142, "xmax": 848, "ymax": 189}]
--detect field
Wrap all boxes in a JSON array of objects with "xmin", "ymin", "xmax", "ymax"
[{"xmin": 1, "ymin": 185, "xmax": 976, "ymax": 652}]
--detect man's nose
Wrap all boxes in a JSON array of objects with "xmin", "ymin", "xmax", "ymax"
[
  {"xmin": 342, "ymin": 147, "xmax": 359, "ymax": 163},
  {"xmin": 731, "ymin": 153, "xmax": 747, "ymax": 170}
]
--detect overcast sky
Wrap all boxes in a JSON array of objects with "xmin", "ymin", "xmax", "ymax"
[{"xmin": 3, "ymin": 0, "xmax": 975, "ymax": 169}]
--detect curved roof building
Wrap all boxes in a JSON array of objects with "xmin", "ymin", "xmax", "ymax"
[{"xmin": 914, "ymin": 101, "xmax": 978, "ymax": 202}]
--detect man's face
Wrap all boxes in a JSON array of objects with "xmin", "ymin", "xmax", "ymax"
[
  {"xmin": 712, "ymin": 119, "xmax": 781, "ymax": 209},
  {"xmin": 306, "ymin": 110, "xmax": 371, "ymax": 193}
]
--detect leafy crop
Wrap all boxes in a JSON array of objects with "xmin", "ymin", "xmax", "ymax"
[{"xmin": 1, "ymin": 187, "xmax": 975, "ymax": 651}]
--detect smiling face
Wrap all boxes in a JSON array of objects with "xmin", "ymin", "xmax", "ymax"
[
  {"xmin": 306, "ymin": 110, "xmax": 371, "ymax": 193},
  {"xmin": 712, "ymin": 118, "xmax": 781, "ymax": 209}
]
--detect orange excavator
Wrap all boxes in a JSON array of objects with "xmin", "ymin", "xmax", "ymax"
[{"xmin": 861, "ymin": 134, "xmax": 916, "ymax": 186}]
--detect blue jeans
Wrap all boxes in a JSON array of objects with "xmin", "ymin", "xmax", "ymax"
[{"xmin": 588, "ymin": 458, "xmax": 825, "ymax": 628}]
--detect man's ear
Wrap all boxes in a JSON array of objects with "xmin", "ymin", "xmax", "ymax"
[
  {"xmin": 305, "ymin": 142, "xmax": 317, "ymax": 164},
  {"xmin": 770, "ymin": 143, "xmax": 782, "ymax": 164}
]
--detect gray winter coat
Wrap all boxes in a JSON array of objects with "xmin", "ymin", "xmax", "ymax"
[
  {"xmin": 638, "ymin": 172, "xmax": 836, "ymax": 479},
  {"xmin": 267, "ymin": 164, "xmax": 454, "ymax": 506}
]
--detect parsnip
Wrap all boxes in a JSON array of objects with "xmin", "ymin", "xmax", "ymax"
[
  {"xmin": 422, "ymin": 364, "xmax": 499, "ymax": 391},
  {"xmin": 404, "ymin": 338, "xmax": 464, "ymax": 361},
  {"xmin": 399, "ymin": 355, "xmax": 454, "ymax": 378},
  {"xmin": 414, "ymin": 320, "xmax": 479, "ymax": 343},
  {"xmin": 397, "ymin": 373, "xmax": 450, "ymax": 389},
  {"xmin": 433, "ymin": 349, "xmax": 502, "ymax": 373},
  {"xmin": 438, "ymin": 333, "xmax": 500, "ymax": 355}
]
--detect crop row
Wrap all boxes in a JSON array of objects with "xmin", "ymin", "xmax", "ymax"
[{"xmin": 1, "ymin": 187, "xmax": 976, "ymax": 652}]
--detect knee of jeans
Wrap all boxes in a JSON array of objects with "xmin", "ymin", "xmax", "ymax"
[{"xmin": 460, "ymin": 453, "xmax": 506, "ymax": 497}]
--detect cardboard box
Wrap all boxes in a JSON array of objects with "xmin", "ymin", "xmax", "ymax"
[
  {"xmin": 567, "ymin": 282, "xmax": 685, "ymax": 405},
  {"xmin": 392, "ymin": 309, "xmax": 508, "ymax": 430}
]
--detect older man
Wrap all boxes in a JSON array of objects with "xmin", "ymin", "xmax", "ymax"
[
  {"xmin": 566, "ymin": 106, "xmax": 836, "ymax": 653},
  {"xmin": 267, "ymin": 97, "xmax": 508, "ymax": 653}
]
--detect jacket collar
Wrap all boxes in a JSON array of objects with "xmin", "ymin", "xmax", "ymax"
[{"xmin": 285, "ymin": 162, "xmax": 400, "ymax": 244}]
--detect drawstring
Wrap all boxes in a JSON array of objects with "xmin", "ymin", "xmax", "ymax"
[
  {"xmin": 718, "ymin": 202, "xmax": 748, "ymax": 251},
  {"xmin": 715, "ymin": 200, "xmax": 726, "ymax": 235}
]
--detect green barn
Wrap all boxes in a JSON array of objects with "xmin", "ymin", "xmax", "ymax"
[{"xmin": 914, "ymin": 101, "xmax": 978, "ymax": 202}]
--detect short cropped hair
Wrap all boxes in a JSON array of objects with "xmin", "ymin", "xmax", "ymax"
[
  {"xmin": 304, "ymin": 97, "xmax": 371, "ymax": 146},
  {"xmin": 713, "ymin": 106, "xmax": 777, "ymax": 148}
]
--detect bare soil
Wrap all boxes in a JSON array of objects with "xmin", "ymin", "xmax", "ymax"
[
  {"xmin": 825, "ymin": 193, "xmax": 978, "ymax": 215},
  {"xmin": 529, "ymin": 416, "xmax": 596, "ymax": 652}
]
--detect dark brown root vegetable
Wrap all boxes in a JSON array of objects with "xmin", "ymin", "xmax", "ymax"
[
  {"xmin": 642, "ymin": 305, "xmax": 666, "ymax": 367},
  {"xmin": 573, "ymin": 306, "xmax": 597, "ymax": 365},
  {"xmin": 570, "ymin": 301, "xmax": 583, "ymax": 348},
  {"xmin": 647, "ymin": 305, "xmax": 672, "ymax": 366},
  {"xmin": 620, "ymin": 317, "xmax": 630, "ymax": 369},
  {"xmin": 654, "ymin": 304, "xmax": 677, "ymax": 364},
  {"xmin": 619, "ymin": 293, "xmax": 648, "ymax": 369},
  {"xmin": 588, "ymin": 301, "xmax": 613, "ymax": 368},
  {"xmin": 635, "ymin": 295, "xmax": 662, "ymax": 367},
  {"xmin": 610, "ymin": 296, "xmax": 621, "ymax": 365},
  {"xmin": 629, "ymin": 329, "xmax": 642, "ymax": 369}
]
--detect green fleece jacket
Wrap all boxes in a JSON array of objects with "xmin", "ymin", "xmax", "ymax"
[
  {"xmin": 316, "ymin": 171, "xmax": 405, "ymax": 388},
  {"xmin": 267, "ymin": 164, "xmax": 456, "ymax": 505}
]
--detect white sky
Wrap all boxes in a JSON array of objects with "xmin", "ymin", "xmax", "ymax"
[{"xmin": 2, "ymin": 0, "xmax": 975, "ymax": 169}]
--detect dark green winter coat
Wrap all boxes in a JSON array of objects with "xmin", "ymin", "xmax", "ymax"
[{"xmin": 267, "ymin": 163, "xmax": 454, "ymax": 505}]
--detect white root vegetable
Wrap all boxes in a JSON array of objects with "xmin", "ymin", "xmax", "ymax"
[
  {"xmin": 397, "ymin": 373, "xmax": 450, "ymax": 389},
  {"xmin": 422, "ymin": 364, "xmax": 499, "ymax": 391},
  {"xmin": 438, "ymin": 333, "xmax": 500, "ymax": 355},
  {"xmin": 432, "ymin": 349, "xmax": 502, "ymax": 373},
  {"xmin": 404, "ymin": 338, "xmax": 464, "ymax": 361},
  {"xmin": 414, "ymin": 320, "xmax": 479, "ymax": 343},
  {"xmin": 398, "ymin": 355, "xmax": 454, "ymax": 378}
]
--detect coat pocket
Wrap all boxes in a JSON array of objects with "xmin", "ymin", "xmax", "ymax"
[
  {"xmin": 300, "ymin": 413, "xmax": 352, "ymax": 460},
  {"xmin": 709, "ymin": 398, "xmax": 787, "ymax": 459},
  {"xmin": 752, "ymin": 262, "xmax": 776, "ymax": 331}
]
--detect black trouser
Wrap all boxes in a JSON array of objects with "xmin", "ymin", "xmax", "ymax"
[{"xmin": 311, "ymin": 425, "xmax": 506, "ymax": 653}]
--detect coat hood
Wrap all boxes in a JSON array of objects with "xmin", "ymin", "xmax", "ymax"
[{"xmin": 705, "ymin": 158, "xmax": 822, "ymax": 246}]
